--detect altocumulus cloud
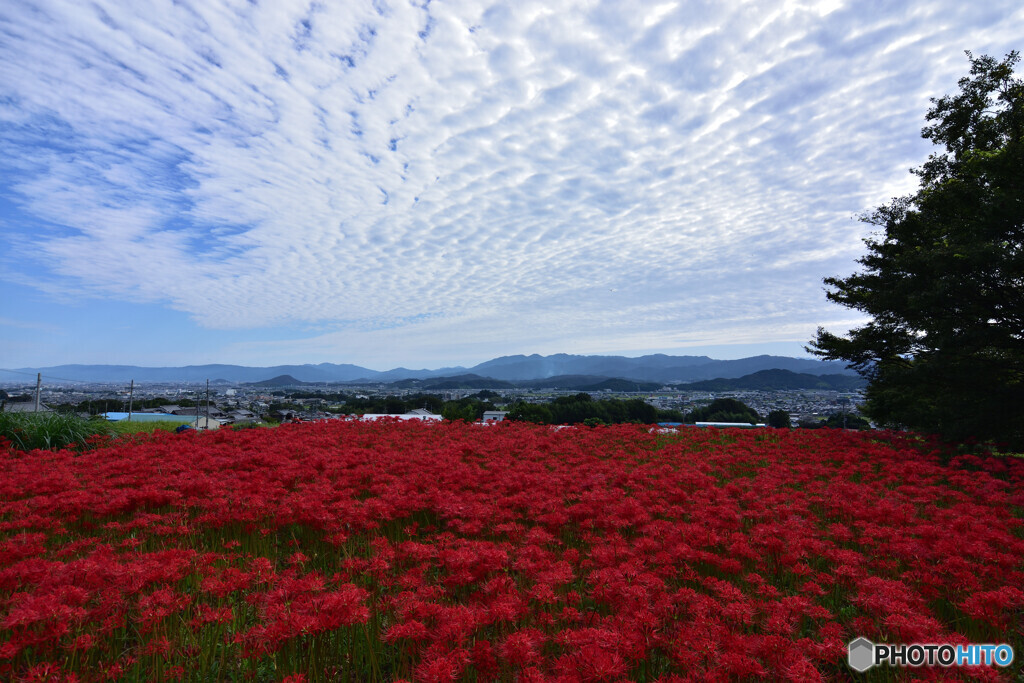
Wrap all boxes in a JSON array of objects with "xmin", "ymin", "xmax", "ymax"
[{"xmin": 0, "ymin": 0, "xmax": 1021, "ymax": 365}]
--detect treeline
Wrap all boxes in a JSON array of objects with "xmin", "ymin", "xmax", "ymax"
[
  {"xmin": 506, "ymin": 395, "xmax": 762, "ymax": 427},
  {"xmin": 276, "ymin": 392, "xmax": 502, "ymax": 423},
  {"xmin": 506, "ymin": 396, "xmax": 870, "ymax": 430},
  {"xmin": 685, "ymin": 398, "xmax": 760, "ymax": 424},
  {"xmin": 507, "ymin": 393, "xmax": 684, "ymax": 426},
  {"xmin": 680, "ymin": 399, "xmax": 869, "ymax": 430}
]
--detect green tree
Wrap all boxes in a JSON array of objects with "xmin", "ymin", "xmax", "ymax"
[
  {"xmin": 686, "ymin": 398, "xmax": 760, "ymax": 424},
  {"xmin": 383, "ymin": 397, "xmax": 409, "ymax": 414},
  {"xmin": 473, "ymin": 390, "xmax": 502, "ymax": 401},
  {"xmin": 507, "ymin": 402, "xmax": 553, "ymax": 424},
  {"xmin": 766, "ymin": 409, "xmax": 791, "ymax": 428},
  {"xmin": 619, "ymin": 398, "xmax": 658, "ymax": 424},
  {"xmin": 410, "ymin": 394, "xmax": 445, "ymax": 413},
  {"xmin": 809, "ymin": 51, "xmax": 1024, "ymax": 449},
  {"xmin": 824, "ymin": 412, "xmax": 871, "ymax": 430},
  {"xmin": 441, "ymin": 402, "xmax": 477, "ymax": 422},
  {"xmin": 797, "ymin": 415, "xmax": 825, "ymax": 429}
]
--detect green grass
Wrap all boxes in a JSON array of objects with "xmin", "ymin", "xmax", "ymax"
[
  {"xmin": 0, "ymin": 413, "xmax": 278, "ymax": 451},
  {"xmin": 0, "ymin": 411, "xmax": 113, "ymax": 451},
  {"xmin": 108, "ymin": 419, "xmax": 196, "ymax": 435}
]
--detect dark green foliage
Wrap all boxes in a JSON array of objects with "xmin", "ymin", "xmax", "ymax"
[
  {"xmin": 797, "ymin": 415, "xmax": 826, "ymax": 429},
  {"xmin": 507, "ymin": 396, "xmax": 658, "ymax": 425},
  {"xmin": 440, "ymin": 397, "xmax": 496, "ymax": 422},
  {"xmin": 685, "ymin": 398, "xmax": 760, "ymax": 424},
  {"xmin": 337, "ymin": 393, "xmax": 443, "ymax": 415},
  {"xmin": 823, "ymin": 412, "xmax": 872, "ymax": 430},
  {"xmin": 810, "ymin": 52, "xmax": 1024, "ymax": 449},
  {"xmin": 507, "ymin": 402, "xmax": 554, "ymax": 424},
  {"xmin": 656, "ymin": 408, "xmax": 688, "ymax": 423},
  {"xmin": 383, "ymin": 397, "xmax": 408, "ymax": 414},
  {"xmin": 767, "ymin": 409, "xmax": 791, "ymax": 428},
  {"xmin": 473, "ymin": 390, "xmax": 503, "ymax": 400}
]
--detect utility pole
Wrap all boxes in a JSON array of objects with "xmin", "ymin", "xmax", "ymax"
[
  {"xmin": 206, "ymin": 379, "xmax": 210, "ymax": 428},
  {"xmin": 34, "ymin": 373, "xmax": 41, "ymax": 412},
  {"xmin": 127, "ymin": 380, "xmax": 134, "ymax": 422}
]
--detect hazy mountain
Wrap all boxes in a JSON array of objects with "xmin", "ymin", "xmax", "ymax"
[
  {"xmin": 468, "ymin": 353, "xmax": 715, "ymax": 380},
  {"xmin": 244, "ymin": 375, "xmax": 310, "ymax": 387},
  {"xmin": 681, "ymin": 369, "xmax": 866, "ymax": 392},
  {"xmin": 0, "ymin": 363, "xmax": 377, "ymax": 384},
  {"xmin": 466, "ymin": 353, "xmax": 853, "ymax": 382},
  {"xmin": 518, "ymin": 376, "xmax": 664, "ymax": 392},
  {"xmin": 2, "ymin": 353, "xmax": 856, "ymax": 385},
  {"xmin": 371, "ymin": 365, "xmax": 469, "ymax": 382},
  {"xmin": 673, "ymin": 355, "xmax": 859, "ymax": 382},
  {"xmin": 388, "ymin": 374, "xmax": 516, "ymax": 390},
  {"xmin": 372, "ymin": 369, "xmax": 852, "ymax": 393}
]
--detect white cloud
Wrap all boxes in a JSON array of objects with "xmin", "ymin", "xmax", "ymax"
[{"xmin": 1, "ymin": 0, "xmax": 1021, "ymax": 365}]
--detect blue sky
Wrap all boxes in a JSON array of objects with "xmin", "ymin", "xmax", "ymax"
[{"xmin": 1, "ymin": 0, "xmax": 1021, "ymax": 371}]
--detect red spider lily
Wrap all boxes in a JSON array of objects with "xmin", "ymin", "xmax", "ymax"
[
  {"xmin": 0, "ymin": 420, "xmax": 1021, "ymax": 680},
  {"xmin": 499, "ymin": 627, "xmax": 547, "ymax": 666}
]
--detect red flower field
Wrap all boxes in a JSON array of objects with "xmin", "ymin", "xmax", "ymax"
[{"xmin": 1, "ymin": 420, "xmax": 1022, "ymax": 681}]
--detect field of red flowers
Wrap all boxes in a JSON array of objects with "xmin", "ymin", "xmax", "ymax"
[{"xmin": 1, "ymin": 420, "xmax": 1023, "ymax": 682}]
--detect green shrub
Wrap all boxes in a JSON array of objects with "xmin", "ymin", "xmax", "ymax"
[
  {"xmin": 0, "ymin": 412, "xmax": 113, "ymax": 452},
  {"xmin": 231, "ymin": 421, "xmax": 275, "ymax": 430}
]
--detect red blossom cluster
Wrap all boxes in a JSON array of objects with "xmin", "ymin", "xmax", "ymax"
[{"xmin": 1, "ymin": 420, "xmax": 1022, "ymax": 681}]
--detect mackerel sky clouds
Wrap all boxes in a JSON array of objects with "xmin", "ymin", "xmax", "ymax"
[{"xmin": 1, "ymin": 0, "xmax": 1021, "ymax": 369}]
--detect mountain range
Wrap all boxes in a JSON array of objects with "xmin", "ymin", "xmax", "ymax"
[
  {"xmin": 2, "ymin": 353, "xmax": 856, "ymax": 385},
  {"xmin": 680, "ymin": 369, "xmax": 864, "ymax": 392}
]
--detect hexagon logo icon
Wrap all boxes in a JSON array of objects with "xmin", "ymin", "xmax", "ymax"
[{"xmin": 848, "ymin": 637, "xmax": 875, "ymax": 672}]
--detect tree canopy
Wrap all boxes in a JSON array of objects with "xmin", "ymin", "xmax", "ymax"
[
  {"xmin": 685, "ymin": 398, "xmax": 760, "ymax": 425},
  {"xmin": 507, "ymin": 395, "xmax": 661, "ymax": 426},
  {"xmin": 809, "ymin": 51, "xmax": 1024, "ymax": 449},
  {"xmin": 766, "ymin": 409, "xmax": 791, "ymax": 429}
]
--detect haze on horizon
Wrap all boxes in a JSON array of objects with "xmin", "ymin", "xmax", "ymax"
[{"xmin": 1, "ymin": 0, "xmax": 1021, "ymax": 370}]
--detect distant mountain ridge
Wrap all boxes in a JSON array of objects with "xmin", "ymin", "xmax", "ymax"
[
  {"xmin": 2, "ymin": 353, "xmax": 855, "ymax": 385},
  {"xmin": 246, "ymin": 374, "xmax": 310, "ymax": 388},
  {"xmin": 682, "ymin": 369, "xmax": 866, "ymax": 392}
]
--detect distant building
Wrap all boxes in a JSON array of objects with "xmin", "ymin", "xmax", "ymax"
[
  {"xmin": 225, "ymin": 410, "xmax": 257, "ymax": 425},
  {"xmin": 482, "ymin": 411, "xmax": 508, "ymax": 422},
  {"xmin": 171, "ymin": 406, "xmax": 227, "ymax": 419}
]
